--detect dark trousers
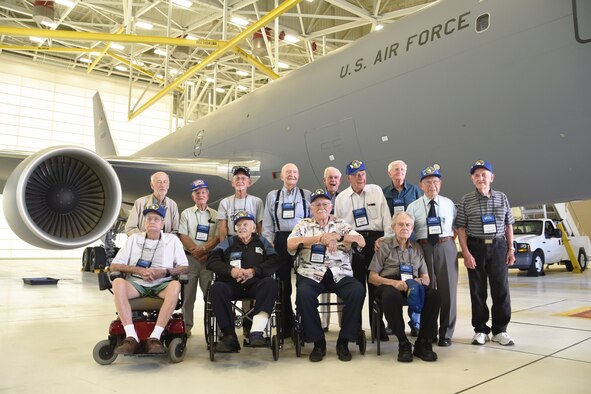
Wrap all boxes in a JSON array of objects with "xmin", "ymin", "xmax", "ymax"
[
  {"xmin": 274, "ymin": 231, "xmax": 294, "ymax": 334},
  {"xmin": 353, "ymin": 231, "xmax": 383, "ymax": 333},
  {"xmin": 296, "ymin": 272, "xmax": 365, "ymax": 343},
  {"xmin": 466, "ymin": 238, "xmax": 511, "ymax": 335},
  {"xmin": 375, "ymin": 284, "xmax": 440, "ymax": 343},
  {"xmin": 210, "ymin": 277, "xmax": 278, "ymax": 332}
]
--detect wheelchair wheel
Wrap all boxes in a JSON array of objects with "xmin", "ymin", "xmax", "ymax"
[
  {"xmin": 271, "ymin": 335, "xmax": 280, "ymax": 361},
  {"xmin": 209, "ymin": 339, "xmax": 215, "ymax": 361},
  {"xmin": 357, "ymin": 330, "xmax": 367, "ymax": 355},
  {"xmin": 168, "ymin": 337, "xmax": 186, "ymax": 363},
  {"xmin": 293, "ymin": 330, "xmax": 302, "ymax": 358},
  {"xmin": 93, "ymin": 340, "xmax": 117, "ymax": 365}
]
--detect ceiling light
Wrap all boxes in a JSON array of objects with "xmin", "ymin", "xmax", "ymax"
[
  {"xmin": 186, "ymin": 81, "xmax": 195, "ymax": 86},
  {"xmin": 156, "ymin": 74, "xmax": 164, "ymax": 79},
  {"xmin": 136, "ymin": 20, "xmax": 154, "ymax": 30},
  {"xmin": 90, "ymin": 51, "xmax": 101, "ymax": 56},
  {"xmin": 132, "ymin": 59, "xmax": 145, "ymax": 67},
  {"xmin": 41, "ymin": 20, "xmax": 58, "ymax": 29},
  {"xmin": 236, "ymin": 70, "xmax": 249, "ymax": 77},
  {"xmin": 375, "ymin": 24, "xmax": 384, "ymax": 31},
  {"xmin": 110, "ymin": 43, "xmax": 125, "ymax": 50},
  {"xmin": 172, "ymin": 0, "xmax": 192, "ymax": 8},
  {"xmin": 283, "ymin": 34, "xmax": 300, "ymax": 44},
  {"xmin": 29, "ymin": 36, "xmax": 46, "ymax": 44},
  {"xmin": 277, "ymin": 62, "xmax": 290, "ymax": 69},
  {"xmin": 205, "ymin": 77, "xmax": 215, "ymax": 83},
  {"xmin": 79, "ymin": 58, "xmax": 92, "ymax": 64},
  {"xmin": 237, "ymin": 85, "xmax": 248, "ymax": 91},
  {"xmin": 185, "ymin": 34, "xmax": 198, "ymax": 40},
  {"xmin": 216, "ymin": 87, "xmax": 225, "ymax": 93},
  {"xmin": 230, "ymin": 16, "xmax": 249, "ymax": 27},
  {"xmin": 154, "ymin": 48, "xmax": 168, "ymax": 56},
  {"xmin": 169, "ymin": 68, "xmax": 179, "ymax": 75},
  {"xmin": 115, "ymin": 65, "xmax": 127, "ymax": 72},
  {"xmin": 55, "ymin": 0, "xmax": 76, "ymax": 7},
  {"xmin": 306, "ymin": 0, "xmax": 314, "ymax": 2}
]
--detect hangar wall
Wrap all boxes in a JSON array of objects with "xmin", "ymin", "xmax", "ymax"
[{"xmin": 0, "ymin": 55, "xmax": 173, "ymax": 259}]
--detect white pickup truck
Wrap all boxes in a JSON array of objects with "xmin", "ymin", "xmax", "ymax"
[{"xmin": 512, "ymin": 219, "xmax": 589, "ymax": 276}]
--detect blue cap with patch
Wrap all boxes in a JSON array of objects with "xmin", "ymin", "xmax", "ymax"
[
  {"xmin": 143, "ymin": 204, "xmax": 166, "ymax": 218},
  {"xmin": 310, "ymin": 188, "xmax": 331, "ymax": 203},
  {"xmin": 346, "ymin": 160, "xmax": 366, "ymax": 175},
  {"xmin": 420, "ymin": 164, "xmax": 442, "ymax": 181},
  {"xmin": 191, "ymin": 179, "xmax": 209, "ymax": 191},
  {"xmin": 234, "ymin": 210, "xmax": 255, "ymax": 223},
  {"xmin": 470, "ymin": 160, "xmax": 493, "ymax": 175},
  {"xmin": 405, "ymin": 279, "xmax": 425, "ymax": 313}
]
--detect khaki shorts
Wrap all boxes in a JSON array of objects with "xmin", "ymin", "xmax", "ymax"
[{"xmin": 129, "ymin": 279, "xmax": 172, "ymax": 297}]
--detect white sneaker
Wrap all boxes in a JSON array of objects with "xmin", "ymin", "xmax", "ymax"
[
  {"xmin": 471, "ymin": 332, "xmax": 490, "ymax": 345},
  {"xmin": 492, "ymin": 332, "xmax": 515, "ymax": 346}
]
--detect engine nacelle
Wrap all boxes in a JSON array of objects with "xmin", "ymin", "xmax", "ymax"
[{"xmin": 3, "ymin": 146, "xmax": 122, "ymax": 250}]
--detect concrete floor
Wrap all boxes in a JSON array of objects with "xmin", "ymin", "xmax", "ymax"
[{"xmin": 1, "ymin": 259, "xmax": 590, "ymax": 393}]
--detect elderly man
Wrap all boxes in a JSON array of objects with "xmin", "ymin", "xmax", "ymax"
[
  {"xmin": 262, "ymin": 163, "xmax": 311, "ymax": 336},
  {"xmin": 218, "ymin": 166, "xmax": 264, "ymax": 241},
  {"xmin": 288, "ymin": 189, "xmax": 366, "ymax": 362},
  {"xmin": 456, "ymin": 160, "xmax": 516, "ymax": 346},
  {"xmin": 125, "ymin": 171, "xmax": 179, "ymax": 236},
  {"xmin": 111, "ymin": 204, "xmax": 188, "ymax": 355},
  {"xmin": 178, "ymin": 179, "xmax": 219, "ymax": 337},
  {"xmin": 406, "ymin": 165, "xmax": 458, "ymax": 347},
  {"xmin": 207, "ymin": 211, "xmax": 279, "ymax": 351},
  {"xmin": 382, "ymin": 160, "xmax": 423, "ymax": 216},
  {"xmin": 369, "ymin": 212, "xmax": 441, "ymax": 362},
  {"xmin": 334, "ymin": 160, "xmax": 392, "ymax": 340}
]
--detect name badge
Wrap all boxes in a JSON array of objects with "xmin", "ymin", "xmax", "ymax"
[
  {"xmin": 132, "ymin": 259, "xmax": 151, "ymax": 279},
  {"xmin": 400, "ymin": 263, "xmax": 414, "ymax": 281},
  {"xmin": 481, "ymin": 214, "xmax": 497, "ymax": 234},
  {"xmin": 282, "ymin": 202, "xmax": 295, "ymax": 219},
  {"xmin": 310, "ymin": 244, "xmax": 326, "ymax": 263},
  {"xmin": 427, "ymin": 216, "xmax": 443, "ymax": 236},
  {"xmin": 195, "ymin": 224, "xmax": 210, "ymax": 241},
  {"xmin": 230, "ymin": 251, "xmax": 242, "ymax": 269},
  {"xmin": 393, "ymin": 198, "xmax": 405, "ymax": 214},
  {"xmin": 353, "ymin": 207, "xmax": 369, "ymax": 227}
]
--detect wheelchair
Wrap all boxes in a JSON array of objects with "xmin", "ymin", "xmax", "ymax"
[
  {"xmin": 93, "ymin": 271, "xmax": 189, "ymax": 365},
  {"xmin": 371, "ymin": 291, "xmax": 414, "ymax": 355},
  {"xmin": 203, "ymin": 276, "xmax": 283, "ymax": 361}
]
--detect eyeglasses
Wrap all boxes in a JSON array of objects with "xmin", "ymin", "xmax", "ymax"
[
  {"xmin": 312, "ymin": 203, "xmax": 331, "ymax": 208},
  {"xmin": 145, "ymin": 216, "xmax": 163, "ymax": 222},
  {"xmin": 395, "ymin": 222, "xmax": 413, "ymax": 228}
]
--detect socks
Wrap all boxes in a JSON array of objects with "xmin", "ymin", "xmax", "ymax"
[
  {"xmin": 251, "ymin": 312, "xmax": 269, "ymax": 334},
  {"xmin": 124, "ymin": 324, "xmax": 139, "ymax": 342},
  {"xmin": 149, "ymin": 325, "xmax": 164, "ymax": 340}
]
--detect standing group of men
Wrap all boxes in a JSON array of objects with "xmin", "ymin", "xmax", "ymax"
[{"xmin": 110, "ymin": 158, "xmax": 516, "ymax": 363}]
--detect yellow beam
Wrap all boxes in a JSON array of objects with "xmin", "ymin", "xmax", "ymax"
[
  {"xmin": 558, "ymin": 222, "xmax": 583, "ymax": 273},
  {"xmin": 232, "ymin": 46, "xmax": 280, "ymax": 80},
  {"xmin": 87, "ymin": 26, "xmax": 125, "ymax": 74},
  {"xmin": 0, "ymin": 45, "xmax": 99, "ymax": 53},
  {"xmin": 0, "ymin": 25, "xmax": 221, "ymax": 48},
  {"xmin": 129, "ymin": 0, "xmax": 303, "ymax": 121}
]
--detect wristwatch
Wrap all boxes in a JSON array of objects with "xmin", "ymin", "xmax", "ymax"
[{"xmin": 337, "ymin": 234, "xmax": 344, "ymax": 242}]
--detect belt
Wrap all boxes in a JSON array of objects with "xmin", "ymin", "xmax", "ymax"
[
  {"xmin": 468, "ymin": 236, "xmax": 506, "ymax": 245},
  {"xmin": 417, "ymin": 236, "xmax": 454, "ymax": 245}
]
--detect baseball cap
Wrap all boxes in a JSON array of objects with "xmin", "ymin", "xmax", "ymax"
[
  {"xmin": 191, "ymin": 179, "xmax": 209, "ymax": 191},
  {"xmin": 310, "ymin": 188, "xmax": 331, "ymax": 203},
  {"xmin": 232, "ymin": 166, "xmax": 251, "ymax": 177},
  {"xmin": 234, "ymin": 210, "xmax": 255, "ymax": 223},
  {"xmin": 142, "ymin": 204, "xmax": 166, "ymax": 218},
  {"xmin": 469, "ymin": 160, "xmax": 493, "ymax": 175},
  {"xmin": 345, "ymin": 160, "xmax": 366, "ymax": 175},
  {"xmin": 420, "ymin": 164, "xmax": 442, "ymax": 181}
]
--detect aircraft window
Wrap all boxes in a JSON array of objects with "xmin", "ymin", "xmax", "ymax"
[{"xmin": 476, "ymin": 14, "xmax": 490, "ymax": 33}]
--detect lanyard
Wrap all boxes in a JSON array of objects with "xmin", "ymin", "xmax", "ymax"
[
  {"xmin": 194, "ymin": 207, "xmax": 211, "ymax": 225},
  {"xmin": 232, "ymin": 195, "xmax": 248, "ymax": 215},
  {"xmin": 396, "ymin": 246, "xmax": 410, "ymax": 264},
  {"xmin": 478, "ymin": 191, "xmax": 496, "ymax": 217},
  {"xmin": 140, "ymin": 234, "xmax": 161, "ymax": 263},
  {"xmin": 350, "ymin": 192, "xmax": 366, "ymax": 210}
]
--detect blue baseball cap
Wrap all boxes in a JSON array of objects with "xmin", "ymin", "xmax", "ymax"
[
  {"xmin": 191, "ymin": 179, "xmax": 209, "ymax": 191},
  {"xmin": 406, "ymin": 279, "xmax": 425, "ymax": 313},
  {"xmin": 310, "ymin": 188, "xmax": 331, "ymax": 203},
  {"xmin": 232, "ymin": 166, "xmax": 251, "ymax": 177},
  {"xmin": 420, "ymin": 164, "xmax": 442, "ymax": 181},
  {"xmin": 470, "ymin": 160, "xmax": 493, "ymax": 175},
  {"xmin": 143, "ymin": 204, "xmax": 166, "ymax": 218},
  {"xmin": 346, "ymin": 160, "xmax": 366, "ymax": 175},
  {"xmin": 234, "ymin": 210, "xmax": 255, "ymax": 223}
]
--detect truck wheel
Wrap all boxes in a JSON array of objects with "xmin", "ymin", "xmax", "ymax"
[
  {"xmin": 578, "ymin": 249, "xmax": 588, "ymax": 272},
  {"xmin": 528, "ymin": 250, "xmax": 545, "ymax": 277}
]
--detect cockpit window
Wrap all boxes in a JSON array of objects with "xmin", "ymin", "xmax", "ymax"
[{"xmin": 476, "ymin": 14, "xmax": 490, "ymax": 33}]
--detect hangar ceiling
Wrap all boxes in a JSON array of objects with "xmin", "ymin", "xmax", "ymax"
[{"xmin": 0, "ymin": 0, "xmax": 435, "ymax": 122}]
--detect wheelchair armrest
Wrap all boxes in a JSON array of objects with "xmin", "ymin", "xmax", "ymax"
[
  {"xmin": 176, "ymin": 274, "xmax": 189, "ymax": 284},
  {"xmin": 108, "ymin": 271, "xmax": 125, "ymax": 280}
]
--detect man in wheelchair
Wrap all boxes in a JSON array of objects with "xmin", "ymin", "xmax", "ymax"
[
  {"xmin": 288, "ymin": 189, "xmax": 366, "ymax": 362},
  {"xmin": 206, "ymin": 211, "xmax": 279, "ymax": 352},
  {"xmin": 369, "ymin": 212, "xmax": 441, "ymax": 363},
  {"xmin": 110, "ymin": 204, "xmax": 188, "ymax": 355}
]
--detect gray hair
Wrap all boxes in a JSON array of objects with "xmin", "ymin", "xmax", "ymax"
[
  {"xmin": 323, "ymin": 166, "xmax": 342, "ymax": 178},
  {"xmin": 150, "ymin": 171, "xmax": 169, "ymax": 183},
  {"xmin": 387, "ymin": 160, "xmax": 407, "ymax": 172},
  {"xmin": 392, "ymin": 211, "xmax": 414, "ymax": 223}
]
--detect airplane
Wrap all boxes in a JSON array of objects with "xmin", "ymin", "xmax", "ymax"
[{"xmin": 2, "ymin": 0, "xmax": 590, "ymax": 252}]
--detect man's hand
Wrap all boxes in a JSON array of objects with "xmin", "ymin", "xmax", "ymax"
[
  {"xmin": 374, "ymin": 236, "xmax": 384, "ymax": 253},
  {"xmin": 506, "ymin": 249, "xmax": 515, "ymax": 266},
  {"xmin": 391, "ymin": 279, "xmax": 408, "ymax": 292},
  {"xmin": 463, "ymin": 250, "xmax": 476, "ymax": 269}
]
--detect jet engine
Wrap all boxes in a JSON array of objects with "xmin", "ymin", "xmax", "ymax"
[{"xmin": 3, "ymin": 146, "xmax": 121, "ymax": 250}]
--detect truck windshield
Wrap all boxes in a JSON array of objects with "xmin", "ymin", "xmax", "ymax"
[{"xmin": 513, "ymin": 220, "xmax": 543, "ymax": 235}]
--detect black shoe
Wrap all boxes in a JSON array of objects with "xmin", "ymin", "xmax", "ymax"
[
  {"xmin": 336, "ymin": 339, "xmax": 352, "ymax": 362},
  {"xmin": 249, "ymin": 331, "xmax": 266, "ymax": 347},
  {"xmin": 216, "ymin": 334, "xmax": 240, "ymax": 353},
  {"xmin": 414, "ymin": 339, "xmax": 438, "ymax": 361},
  {"xmin": 438, "ymin": 338, "xmax": 451, "ymax": 347},
  {"xmin": 397, "ymin": 341, "xmax": 413, "ymax": 363},
  {"xmin": 309, "ymin": 341, "xmax": 326, "ymax": 362},
  {"xmin": 410, "ymin": 326, "xmax": 419, "ymax": 337}
]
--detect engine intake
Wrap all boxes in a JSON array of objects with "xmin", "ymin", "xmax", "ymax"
[{"xmin": 3, "ymin": 146, "xmax": 121, "ymax": 249}]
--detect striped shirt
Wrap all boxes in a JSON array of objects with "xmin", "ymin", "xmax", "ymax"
[{"xmin": 455, "ymin": 189, "xmax": 515, "ymax": 238}]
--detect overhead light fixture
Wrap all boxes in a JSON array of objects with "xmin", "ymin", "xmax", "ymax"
[
  {"xmin": 55, "ymin": 0, "xmax": 76, "ymax": 7},
  {"xmin": 132, "ymin": 59, "xmax": 145, "ymax": 67},
  {"xmin": 169, "ymin": 68, "xmax": 179, "ymax": 75},
  {"xmin": 237, "ymin": 85, "xmax": 248, "ymax": 91},
  {"xmin": 230, "ymin": 16, "xmax": 249, "ymax": 27},
  {"xmin": 205, "ymin": 77, "xmax": 215, "ymax": 83},
  {"xmin": 79, "ymin": 58, "xmax": 92, "ymax": 64},
  {"xmin": 171, "ymin": 0, "xmax": 192, "ymax": 8},
  {"xmin": 110, "ymin": 43, "xmax": 125, "ymax": 51},
  {"xmin": 29, "ymin": 36, "xmax": 46, "ymax": 44},
  {"xmin": 306, "ymin": 0, "xmax": 314, "ymax": 2},
  {"xmin": 185, "ymin": 34, "xmax": 198, "ymax": 40},
  {"xmin": 216, "ymin": 87, "xmax": 225, "ymax": 93},
  {"xmin": 90, "ymin": 51, "xmax": 101, "ymax": 56},
  {"xmin": 375, "ymin": 24, "xmax": 384, "ymax": 31},
  {"xmin": 236, "ymin": 70, "xmax": 249, "ymax": 77},
  {"xmin": 156, "ymin": 74, "xmax": 164, "ymax": 79},
  {"xmin": 136, "ymin": 20, "xmax": 154, "ymax": 30},
  {"xmin": 154, "ymin": 48, "xmax": 168, "ymax": 56},
  {"xmin": 41, "ymin": 20, "xmax": 58, "ymax": 29},
  {"xmin": 115, "ymin": 65, "xmax": 127, "ymax": 72},
  {"xmin": 277, "ymin": 62, "xmax": 290, "ymax": 69},
  {"xmin": 283, "ymin": 34, "xmax": 300, "ymax": 44},
  {"xmin": 186, "ymin": 81, "xmax": 195, "ymax": 86}
]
